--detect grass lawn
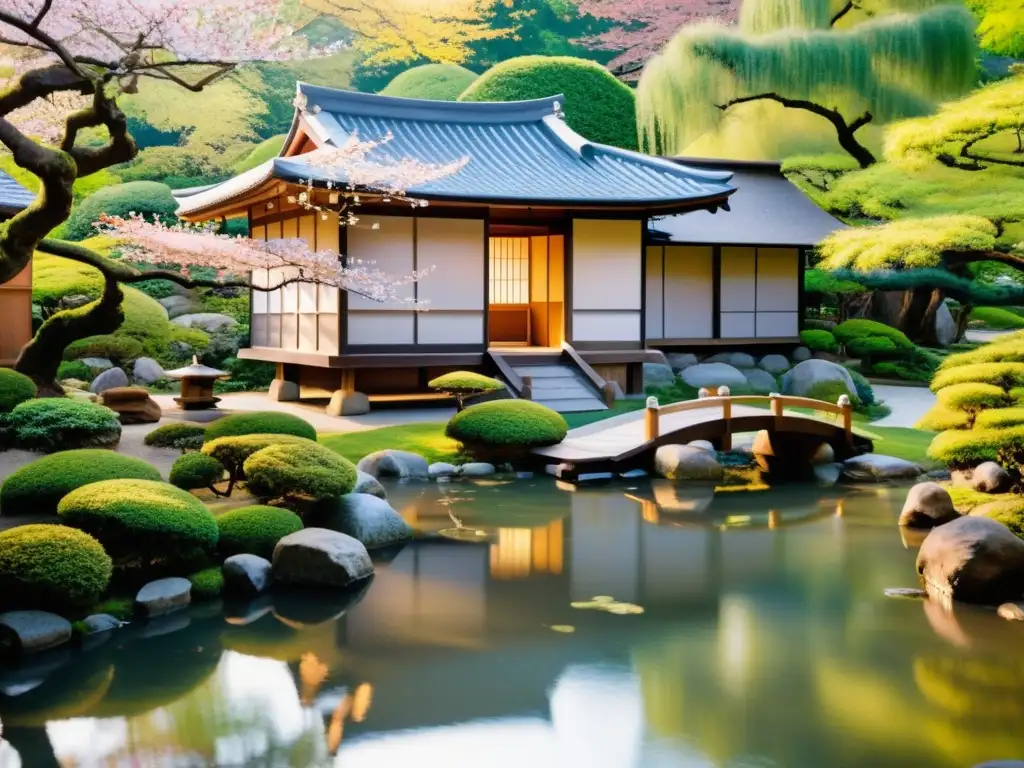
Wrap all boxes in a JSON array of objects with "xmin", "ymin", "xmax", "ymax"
[
  {"xmin": 853, "ymin": 425, "xmax": 937, "ymax": 467},
  {"xmin": 968, "ymin": 306, "xmax": 1024, "ymax": 330},
  {"xmin": 319, "ymin": 422, "xmax": 462, "ymax": 465}
]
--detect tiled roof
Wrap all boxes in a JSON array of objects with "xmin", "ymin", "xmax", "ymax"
[
  {"xmin": 0, "ymin": 170, "xmax": 33, "ymax": 215},
  {"xmin": 176, "ymin": 83, "xmax": 735, "ymax": 216}
]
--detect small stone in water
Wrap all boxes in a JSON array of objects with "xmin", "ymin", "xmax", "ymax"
[
  {"xmin": 997, "ymin": 602, "xmax": 1024, "ymax": 621},
  {"xmin": 548, "ymin": 625, "xmax": 575, "ymax": 633},
  {"xmin": 884, "ymin": 588, "xmax": 927, "ymax": 599}
]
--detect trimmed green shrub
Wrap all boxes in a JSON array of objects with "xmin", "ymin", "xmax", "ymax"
[
  {"xmin": 846, "ymin": 336, "xmax": 901, "ymax": 357},
  {"xmin": 58, "ymin": 479, "xmax": 218, "ymax": 570},
  {"xmin": 805, "ymin": 380, "xmax": 860, "ymax": 408},
  {"xmin": 202, "ymin": 433, "xmax": 312, "ymax": 484},
  {"xmin": 0, "ymin": 369, "xmax": 37, "ymax": 413},
  {"xmin": 428, "ymin": 370, "xmax": 505, "ymax": 410},
  {"xmin": 939, "ymin": 334, "xmax": 1024, "ymax": 369},
  {"xmin": 145, "ymin": 422, "xmax": 207, "ymax": 450},
  {"xmin": 8, "ymin": 399, "xmax": 121, "ymax": 452},
  {"xmin": 243, "ymin": 442, "xmax": 357, "ymax": 503},
  {"xmin": 381, "ymin": 63, "xmax": 478, "ymax": 100},
  {"xmin": 799, "ymin": 329, "xmax": 838, "ymax": 353},
  {"xmin": 0, "ymin": 524, "xmax": 112, "ymax": 613},
  {"xmin": 871, "ymin": 360, "xmax": 933, "ymax": 382},
  {"xmin": 57, "ymin": 360, "xmax": 94, "ymax": 383},
  {"xmin": 927, "ymin": 425, "xmax": 1024, "ymax": 468},
  {"xmin": 974, "ymin": 407, "xmax": 1024, "ymax": 430},
  {"xmin": 969, "ymin": 306, "xmax": 1024, "ymax": 330},
  {"xmin": 187, "ymin": 567, "xmax": 224, "ymax": 600},
  {"xmin": 916, "ymin": 405, "xmax": 971, "ymax": 431},
  {"xmin": 169, "ymin": 453, "xmax": 225, "ymax": 491},
  {"xmin": 458, "ymin": 55, "xmax": 638, "ymax": 150},
  {"xmin": 216, "ymin": 505, "xmax": 303, "ymax": 559},
  {"xmin": 63, "ymin": 181, "xmax": 178, "ymax": 241},
  {"xmin": 204, "ymin": 411, "xmax": 316, "ymax": 442},
  {"xmin": 445, "ymin": 399, "xmax": 567, "ymax": 459},
  {"xmin": 833, "ymin": 319, "xmax": 914, "ymax": 350},
  {"xmin": 931, "ymin": 362, "xmax": 1024, "ymax": 392},
  {"xmin": 936, "ymin": 382, "xmax": 1010, "ymax": 412},
  {"xmin": 64, "ymin": 335, "xmax": 144, "ymax": 365},
  {"xmin": 847, "ymin": 368, "xmax": 875, "ymax": 406},
  {"xmin": 1, "ymin": 449, "xmax": 161, "ymax": 517}
]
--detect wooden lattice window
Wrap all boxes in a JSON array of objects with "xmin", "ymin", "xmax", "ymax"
[{"xmin": 489, "ymin": 237, "xmax": 529, "ymax": 304}]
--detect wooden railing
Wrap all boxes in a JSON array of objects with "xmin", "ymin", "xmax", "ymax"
[
  {"xmin": 561, "ymin": 342, "xmax": 616, "ymax": 407},
  {"xmin": 488, "ymin": 351, "xmax": 527, "ymax": 398},
  {"xmin": 644, "ymin": 387, "xmax": 854, "ymax": 449}
]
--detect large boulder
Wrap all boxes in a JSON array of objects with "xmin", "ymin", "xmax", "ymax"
[
  {"xmin": 0, "ymin": 611, "xmax": 72, "ymax": 654},
  {"xmin": 680, "ymin": 363, "xmax": 748, "ymax": 390},
  {"xmin": 222, "ymin": 554, "xmax": 272, "ymax": 597},
  {"xmin": 935, "ymin": 301, "xmax": 957, "ymax": 347},
  {"xmin": 654, "ymin": 444, "xmax": 724, "ymax": 482},
  {"xmin": 429, "ymin": 462, "xmax": 459, "ymax": 479},
  {"xmin": 461, "ymin": 462, "xmax": 496, "ymax": 477},
  {"xmin": 320, "ymin": 493, "xmax": 414, "ymax": 550},
  {"xmin": 99, "ymin": 386, "xmax": 162, "ymax": 424},
  {"xmin": 705, "ymin": 352, "xmax": 756, "ymax": 369},
  {"xmin": 326, "ymin": 390, "xmax": 371, "ymax": 417},
  {"xmin": 953, "ymin": 461, "xmax": 1013, "ymax": 494},
  {"xmin": 643, "ymin": 362, "xmax": 676, "ymax": 389},
  {"xmin": 916, "ymin": 515, "xmax": 1024, "ymax": 604},
  {"xmin": 781, "ymin": 359, "xmax": 857, "ymax": 398},
  {"xmin": 273, "ymin": 528, "xmax": 374, "ymax": 588},
  {"xmin": 792, "ymin": 346, "xmax": 812, "ymax": 362},
  {"xmin": 172, "ymin": 312, "xmax": 237, "ymax": 332},
  {"xmin": 356, "ymin": 449, "xmax": 429, "ymax": 479},
  {"xmin": 159, "ymin": 295, "xmax": 200, "ymax": 319},
  {"xmin": 665, "ymin": 353, "xmax": 699, "ymax": 372},
  {"xmin": 80, "ymin": 357, "xmax": 113, "ymax": 372},
  {"xmin": 743, "ymin": 368, "xmax": 777, "ymax": 395},
  {"xmin": 841, "ymin": 454, "xmax": 922, "ymax": 483},
  {"xmin": 89, "ymin": 366, "xmax": 129, "ymax": 394},
  {"xmin": 353, "ymin": 470, "xmax": 387, "ymax": 499},
  {"xmin": 132, "ymin": 357, "xmax": 165, "ymax": 384},
  {"xmin": 135, "ymin": 577, "xmax": 192, "ymax": 617},
  {"xmin": 899, "ymin": 482, "xmax": 959, "ymax": 529},
  {"xmin": 758, "ymin": 354, "xmax": 790, "ymax": 374}
]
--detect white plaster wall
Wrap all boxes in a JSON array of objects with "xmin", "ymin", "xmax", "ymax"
[
  {"xmin": 417, "ymin": 218, "xmax": 485, "ymax": 310},
  {"xmin": 418, "ymin": 312, "xmax": 485, "ymax": 344},
  {"xmin": 572, "ymin": 219, "xmax": 641, "ymax": 343},
  {"xmin": 644, "ymin": 246, "xmax": 664, "ymax": 339},
  {"xmin": 664, "ymin": 245, "xmax": 713, "ymax": 338},
  {"xmin": 756, "ymin": 248, "xmax": 799, "ymax": 312},
  {"xmin": 573, "ymin": 311, "xmax": 642, "ymax": 342},
  {"xmin": 347, "ymin": 215, "xmax": 414, "ymax": 345}
]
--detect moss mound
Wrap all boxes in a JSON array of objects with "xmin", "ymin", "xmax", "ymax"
[
  {"xmin": 7, "ymin": 398, "xmax": 122, "ymax": 452},
  {"xmin": 0, "ymin": 369, "xmax": 37, "ymax": 413},
  {"xmin": 187, "ymin": 567, "xmax": 224, "ymax": 600},
  {"xmin": 216, "ymin": 505, "xmax": 304, "ymax": 559},
  {"xmin": 58, "ymin": 479, "xmax": 218, "ymax": 569},
  {"xmin": 806, "ymin": 379, "xmax": 859, "ymax": 407},
  {"xmin": 381, "ymin": 63, "xmax": 478, "ymax": 100},
  {"xmin": 202, "ymin": 433, "xmax": 313, "ymax": 482},
  {"xmin": 204, "ymin": 411, "xmax": 317, "ymax": 442},
  {"xmin": 833, "ymin": 318, "xmax": 914, "ymax": 351},
  {"xmin": 428, "ymin": 371, "xmax": 504, "ymax": 392},
  {"xmin": 63, "ymin": 181, "xmax": 178, "ymax": 241},
  {"xmin": 0, "ymin": 524, "xmax": 112, "ymax": 613},
  {"xmin": 144, "ymin": 422, "xmax": 207, "ymax": 450},
  {"xmin": 458, "ymin": 56, "xmax": 638, "ymax": 150},
  {"xmin": 799, "ymin": 329, "xmax": 837, "ymax": 353},
  {"xmin": 243, "ymin": 441, "xmax": 357, "ymax": 502},
  {"xmin": 445, "ymin": 399, "xmax": 567, "ymax": 458},
  {"xmin": 169, "ymin": 453, "xmax": 225, "ymax": 491},
  {"xmin": 1, "ymin": 449, "xmax": 161, "ymax": 517}
]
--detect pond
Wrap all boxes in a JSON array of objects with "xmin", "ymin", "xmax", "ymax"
[{"xmin": 1, "ymin": 478, "xmax": 1022, "ymax": 767}]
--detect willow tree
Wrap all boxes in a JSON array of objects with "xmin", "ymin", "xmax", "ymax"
[{"xmin": 635, "ymin": 0, "xmax": 977, "ymax": 165}]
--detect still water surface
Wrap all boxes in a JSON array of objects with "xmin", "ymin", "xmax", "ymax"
[{"xmin": 1, "ymin": 478, "xmax": 1022, "ymax": 768}]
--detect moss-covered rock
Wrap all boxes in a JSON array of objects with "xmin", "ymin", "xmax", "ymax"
[
  {"xmin": 169, "ymin": 453, "xmax": 225, "ymax": 491},
  {"xmin": 243, "ymin": 441, "xmax": 357, "ymax": 502},
  {"xmin": 0, "ymin": 369, "xmax": 37, "ymax": 413},
  {"xmin": 187, "ymin": 567, "xmax": 224, "ymax": 600},
  {"xmin": 203, "ymin": 411, "xmax": 317, "ymax": 442},
  {"xmin": 202, "ymin": 433, "xmax": 313, "ymax": 483},
  {"xmin": 458, "ymin": 56, "xmax": 638, "ymax": 150},
  {"xmin": 0, "ymin": 524, "xmax": 112, "ymax": 613},
  {"xmin": 216, "ymin": 505, "xmax": 304, "ymax": 559},
  {"xmin": 380, "ymin": 63, "xmax": 478, "ymax": 100},
  {"xmin": 7, "ymin": 398, "xmax": 122, "ymax": 452},
  {"xmin": 144, "ymin": 422, "xmax": 207, "ymax": 450},
  {"xmin": 799, "ymin": 329, "xmax": 838, "ymax": 353},
  {"xmin": 1, "ymin": 449, "xmax": 162, "ymax": 517},
  {"xmin": 445, "ymin": 399, "xmax": 567, "ymax": 459}
]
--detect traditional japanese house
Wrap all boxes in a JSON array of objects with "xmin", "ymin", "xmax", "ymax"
[
  {"xmin": 0, "ymin": 170, "xmax": 36, "ymax": 367},
  {"xmin": 173, "ymin": 84, "xmax": 834, "ymax": 414}
]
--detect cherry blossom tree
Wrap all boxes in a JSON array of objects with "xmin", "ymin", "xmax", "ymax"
[{"xmin": 0, "ymin": 2, "xmax": 462, "ymax": 393}]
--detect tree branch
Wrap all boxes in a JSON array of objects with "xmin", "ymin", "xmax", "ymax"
[
  {"xmin": 30, "ymin": 0, "xmax": 53, "ymax": 28},
  {"xmin": 0, "ymin": 11, "xmax": 94, "ymax": 80},
  {"xmin": 61, "ymin": 85, "xmax": 137, "ymax": 176},
  {"xmin": 830, "ymin": 1, "xmax": 856, "ymax": 26}
]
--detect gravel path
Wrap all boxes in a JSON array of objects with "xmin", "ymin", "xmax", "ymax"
[{"xmin": 870, "ymin": 384, "xmax": 936, "ymax": 428}]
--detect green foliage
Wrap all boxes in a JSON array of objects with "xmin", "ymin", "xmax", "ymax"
[
  {"xmin": 198, "ymin": 291, "xmax": 250, "ymax": 323},
  {"xmin": 428, "ymin": 371, "xmax": 505, "ymax": 398},
  {"xmin": 847, "ymin": 368, "xmax": 876, "ymax": 406},
  {"xmin": 935, "ymin": 382, "xmax": 1010, "ymax": 412},
  {"xmin": 243, "ymin": 442, "xmax": 358, "ymax": 503},
  {"xmin": 1, "ymin": 449, "xmax": 161, "ymax": 517},
  {"xmin": 805, "ymin": 379, "xmax": 859, "ymax": 408},
  {"xmin": 0, "ymin": 154, "xmax": 120, "ymax": 203},
  {"xmin": 381, "ymin": 63, "xmax": 479, "ymax": 100},
  {"xmin": 231, "ymin": 135, "xmax": 287, "ymax": 174},
  {"xmin": 57, "ymin": 360, "xmax": 94, "ymax": 382},
  {"xmin": 116, "ymin": 145, "xmax": 228, "ymax": 188},
  {"xmin": 170, "ymin": 453, "xmax": 225, "ymax": 491},
  {"xmin": 927, "ymin": 424, "xmax": 1024, "ymax": 467},
  {"xmin": 973, "ymin": 498, "xmax": 1024, "ymax": 539},
  {"xmin": 916, "ymin": 405, "xmax": 971, "ymax": 430},
  {"xmin": 445, "ymin": 399, "xmax": 567, "ymax": 458},
  {"xmin": 0, "ymin": 524, "xmax": 112, "ymax": 614},
  {"xmin": 216, "ymin": 505, "xmax": 304, "ymax": 559},
  {"xmin": 799, "ymin": 329, "xmax": 838, "ymax": 352},
  {"xmin": 8, "ymin": 399, "xmax": 121, "ymax": 452},
  {"xmin": 0, "ymin": 369, "xmax": 36, "ymax": 413},
  {"xmin": 459, "ymin": 55, "xmax": 638, "ymax": 150},
  {"xmin": 213, "ymin": 357, "xmax": 275, "ymax": 394},
  {"xmin": 968, "ymin": 0, "xmax": 1024, "ymax": 57},
  {"xmin": 974, "ymin": 407, "xmax": 1024, "ymax": 429},
  {"xmin": 804, "ymin": 268, "xmax": 865, "ymax": 295},
  {"xmin": 969, "ymin": 306, "xmax": 1024, "ymax": 330},
  {"xmin": 64, "ymin": 335, "xmax": 144, "ymax": 365},
  {"xmin": 833, "ymin": 319, "xmax": 914, "ymax": 350},
  {"xmin": 204, "ymin": 411, "xmax": 317, "ymax": 442},
  {"xmin": 938, "ymin": 331, "xmax": 1024, "ymax": 368},
  {"xmin": 202, "ymin": 433, "xmax": 312, "ymax": 483},
  {"xmin": 63, "ymin": 182, "xmax": 178, "ymax": 241},
  {"xmin": 319, "ymin": 422, "xmax": 462, "ymax": 465},
  {"xmin": 144, "ymin": 422, "xmax": 208, "ymax": 450},
  {"xmin": 931, "ymin": 362, "xmax": 1024, "ymax": 391},
  {"xmin": 187, "ymin": 567, "xmax": 224, "ymax": 600},
  {"xmin": 871, "ymin": 359, "xmax": 935, "ymax": 382},
  {"xmin": 57, "ymin": 479, "xmax": 219, "ymax": 569}
]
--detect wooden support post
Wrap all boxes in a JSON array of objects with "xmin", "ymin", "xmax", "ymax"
[
  {"xmin": 721, "ymin": 397, "xmax": 732, "ymax": 451},
  {"xmin": 645, "ymin": 397, "xmax": 659, "ymax": 442},
  {"xmin": 771, "ymin": 393, "xmax": 784, "ymax": 430},
  {"xmin": 841, "ymin": 402, "xmax": 854, "ymax": 446}
]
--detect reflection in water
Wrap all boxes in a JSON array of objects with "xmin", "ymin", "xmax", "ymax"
[{"xmin": 2, "ymin": 479, "xmax": 1024, "ymax": 767}]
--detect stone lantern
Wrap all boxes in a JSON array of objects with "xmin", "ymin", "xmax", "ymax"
[{"xmin": 166, "ymin": 356, "xmax": 229, "ymax": 410}]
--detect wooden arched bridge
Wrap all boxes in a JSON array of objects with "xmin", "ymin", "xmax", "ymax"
[{"xmin": 532, "ymin": 393, "xmax": 872, "ymax": 480}]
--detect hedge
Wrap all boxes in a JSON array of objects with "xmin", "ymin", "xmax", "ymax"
[
  {"xmin": 916, "ymin": 405, "xmax": 971, "ymax": 431},
  {"xmin": 243, "ymin": 441, "xmax": 357, "ymax": 502},
  {"xmin": 380, "ymin": 63, "xmax": 478, "ymax": 100},
  {"xmin": 0, "ymin": 524, "xmax": 112, "ymax": 613},
  {"xmin": 144, "ymin": 422, "xmax": 207, "ymax": 450},
  {"xmin": 64, "ymin": 335, "xmax": 145, "ymax": 365},
  {"xmin": 799, "ymin": 329, "xmax": 837, "ymax": 353},
  {"xmin": 63, "ymin": 181, "xmax": 178, "ymax": 241},
  {"xmin": 974, "ymin": 407, "xmax": 1024, "ymax": 430},
  {"xmin": 204, "ymin": 411, "xmax": 317, "ymax": 442},
  {"xmin": 458, "ymin": 56, "xmax": 638, "ymax": 150},
  {"xmin": 63, "ymin": 287, "xmax": 172, "ymax": 361},
  {"xmin": 833, "ymin": 319, "xmax": 914, "ymax": 350},
  {"xmin": 445, "ymin": 399, "xmax": 567, "ymax": 459},
  {"xmin": 169, "ymin": 453, "xmax": 225, "ymax": 491},
  {"xmin": 931, "ymin": 363, "xmax": 1024, "ymax": 392},
  {"xmin": 7, "ymin": 399, "xmax": 121, "ymax": 452},
  {"xmin": 187, "ymin": 567, "xmax": 224, "ymax": 600},
  {"xmin": 202, "ymin": 433, "xmax": 313, "ymax": 484},
  {"xmin": 938, "ymin": 334, "xmax": 1024, "ymax": 369},
  {"xmin": 57, "ymin": 479, "xmax": 219, "ymax": 569},
  {"xmin": 57, "ymin": 360, "xmax": 94, "ymax": 383},
  {"xmin": 847, "ymin": 368, "xmax": 875, "ymax": 406},
  {"xmin": 0, "ymin": 369, "xmax": 37, "ymax": 413},
  {"xmin": 1, "ymin": 449, "xmax": 161, "ymax": 517},
  {"xmin": 935, "ymin": 382, "xmax": 1010, "ymax": 412},
  {"xmin": 926, "ymin": 425, "xmax": 1024, "ymax": 467},
  {"xmin": 216, "ymin": 505, "xmax": 303, "ymax": 559}
]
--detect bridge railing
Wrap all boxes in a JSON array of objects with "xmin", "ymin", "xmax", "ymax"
[{"xmin": 644, "ymin": 387, "xmax": 853, "ymax": 449}]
